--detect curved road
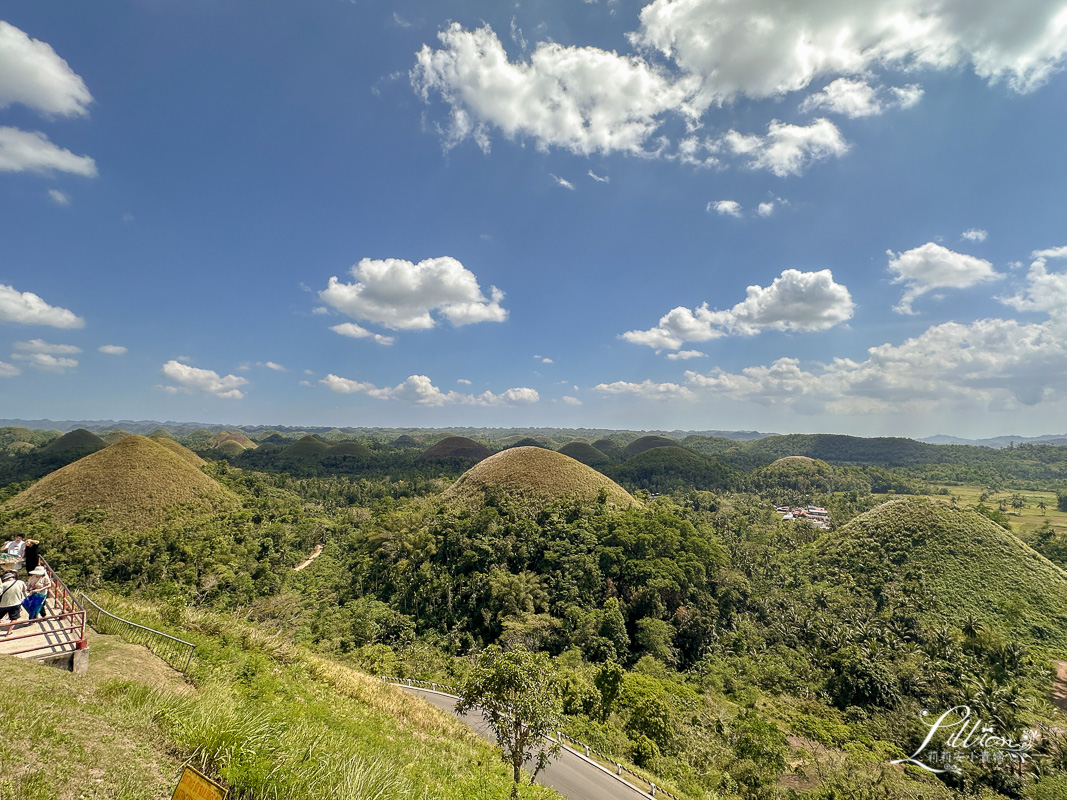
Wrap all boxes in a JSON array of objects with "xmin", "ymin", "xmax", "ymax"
[{"xmin": 401, "ymin": 686, "xmax": 652, "ymax": 800}]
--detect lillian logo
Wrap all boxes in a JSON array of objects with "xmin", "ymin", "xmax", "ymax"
[{"xmin": 891, "ymin": 706, "xmax": 1036, "ymax": 774}]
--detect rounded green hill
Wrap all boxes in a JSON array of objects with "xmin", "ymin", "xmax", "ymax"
[
  {"xmin": 40, "ymin": 428, "xmax": 106, "ymax": 454},
  {"xmin": 624, "ymin": 435, "xmax": 678, "ymax": 457},
  {"xmin": 421, "ymin": 436, "xmax": 494, "ymax": 461},
  {"xmin": 329, "ymin": 441, "xmax": 375, "ymax": 458},
  {"xmin": 557, "ymin": 441, "xmax": 611, "ymax": 465},
  {"xmin": 4, "ymin": 435, "xmax": 236, "ymax": 531},
  {"xmin": 801, "ymin": 496, "xmax": 1067, "ymax": 649},
  {"xmin": 150, "ymin": 435, "xmax": 207, "ymax": 467},
  {"xmin": 442, "ymin": 446, "xmax": 638, "ymax": 513}
]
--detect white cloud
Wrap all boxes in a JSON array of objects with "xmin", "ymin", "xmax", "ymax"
[
  {"xmin": 0, "ymin": 361, "xmax": 18, "ymax": 377},
  {"xmin": 329, "ymin": 322, "xmax": 396, "ymax": 346},
  {"xmin": 710, "ymin": 199, "xmax": 742, "ymax": 217},
  {"xmin": 261, "ymin": 361, "xmax": 285, "ymax": 371},
  {"xmin": 0, "ymin": 21, "xmax": 92, "ymax": 117},
  {"xmin": 722, "ymin": 118, "xmax": 848, "ymax": 177},
  {"xmin": 551, "ymin": 174, "xmax": 575, "ymax": 190},
  {"xmin": 999, "ymin": 247, "xmax": 1067, "ymax": 315},
  {"xmin": 634, "ymin": 0, "xmax": 1067, "ymax": 103},
  {"xmin": 161, "ymin": 360, "xmax": 249, "ymax": 399},
  {"xmin": 623, "ymin": 268, "xmax": 854, "ymax": 350},
  {"xmin": 98, "ymin": 344, "xmax": 126, "ymax": 355},
  {"xmin": 799, "ymin": 78, "xmax": 923, "ymax": 118},
  {"xmin": 594, "ymin": 379, "xmax": 694, "ymax": 399},
  {"xmin": 667, "ymin": 349, "xmax": 706, "ymax": 360},
  {"xmin": 0, "ymin": 127, "xmax": 97, "ymax": 176},
  {"xmin": 887, "ymin": 242, "xmax": 1001, "ymax": 314},
  {"xmin": 320, "ymin": 256, "xmax": 507, "ymax": 331},
  {"xmin": 457, "ymin": 378, "xmax": 472, "ymax": 385},
  {"xmin": 561, "ymin": 395, "xmax": 582, "ymax": 405},
  {"xmin": 588, "ymin": 170, "xmax": 610, "ymax": 183},
  {"xmin": 686, "ymin": 315, "xmax": 1067, "ymax": 412},
  {"xmin": 321, "ymin": 373, "xmax": 539, "ymax": 406},
  {"xmin": 962, "ymin": 228, "xmax": 989, "ymax": 242},
  {"xmin": 757, "ymin": 201, "xmax": 775, "ymax": 217},
  {"xmin": 47, "ymin": 188, "xmax": 69, "ymax": 205},
  {"xmin": 13, "ymin": 339, "xmax": 80, "ymax": 355},
  {"xmin": 12, "ymin": 352, "xmax": 78, "ymax": 372},
  {"xmin": 0, "ymin": 284, "xmax": 84, "ymax": 328},
  {"xmin": 412, "ymin": 23, "xmax": 697, "ymax": 156},
  {"xmin": 533, "ymin": 354, "xmax": 554, "ymax": 364}
]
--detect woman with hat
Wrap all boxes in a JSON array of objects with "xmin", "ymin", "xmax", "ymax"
[
  {"xmin": 0, "ymin": 570, "xmax": 27, "ymax": 636},
  {"xmin": 23, "ymin": 565, "xmax": 51, "ymax": 620}
]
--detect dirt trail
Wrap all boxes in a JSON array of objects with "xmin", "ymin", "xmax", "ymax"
[
  {"xmin": 293, "ymin": 543, "xmax": 324, "ymax": 571},
  {"xmin": 1051, "ymin": 661, "xmax": 1067, "ymax": 713}
]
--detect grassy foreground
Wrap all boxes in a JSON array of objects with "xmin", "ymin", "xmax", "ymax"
[{"xmin": 0, "ymin": 597, "xmax": 561, "ymax": 800}]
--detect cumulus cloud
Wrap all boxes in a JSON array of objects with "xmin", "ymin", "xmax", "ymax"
[
  {"xmin": 11, "ymin": 341, "xmax": 79, "ymax": 372},
  {"xmin": 593, "ymin": 379, "xmax": 694, "ymax": 399},
  {"xmin": 623, "ymin": 269, "xmax": 854, "ymax": 350},
  {"xmin": 0, "ymin": 284, "xmax": 84, "ymax": 328},
  {"xmin": 48, "ymin": 188, "xmax": 69, "ymax": 205},
  {"xmin": 633, "ymin": 0, "xmax": 1067, "ymax": 102},
  {"xmin": 710, "ymin": 199, "xmax": 742, "ymax": 217},
  {"xmin": 260, "ymin": 361, "xmax": 285, "ymax": 371},
  {"xmin": 757, "ymin": 201, "xmax": 775, "ymax": 217},
  {"xmin": 685, "ymin": 315, "xmax": 1067, "ymax": 413},
  {"xmin": 412, "ymin": 23, "xmax": 697, "ymax": 155},
  {"xmin": 0, "ymin": 127, "xmax": 97, "ymax": 176},
  {"xmin": 667, "ymin": 349, "xmax": 706, "ymax": 360},
  {"xmin": 98, "ymin": 344, "xmax": 127, "ymax": 355},
  {"xmin": 161, "ymin": 360, "xmax": 249, "ymax": 399},
  {"xmin": 321, "ymin": 373, "xmax": 539, "ymax": 406},
  {"xmin": 999, "ymin": 246, "xmax": 1067, "ymax": 315},
  {"xmin": 329, "ymin": 322, "xmax": 396, "ymax": 346},
  {"xmin": 0, "ymin": 21, "xmax": 92, "ymax": 117},
  {"xmin": 561, "ymin": 395, "xmax": 582, "ymax": 405},
  {"xmin": 0, "ymin": 360, "xmax": 18, "ymax": 377},
  {"xmin": 320, "ymin": 256, "xmax": 507, "ymax": 331},
  {"xmin": 887, "ymin": 242, "xmax": 1001, "ymax": 314},
  {"xmin": 722, "ymin": 118, "xmax": 849, "ymax": 176},
  {"xmin": 962, "ymin": 228, "xmax": 989, "ymax": 242},
  {"xmin": 799, "ymin": 78, "xmax": 923, "ymax": 117}
]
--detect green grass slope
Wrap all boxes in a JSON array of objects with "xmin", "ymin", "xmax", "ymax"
[
  {"xmin": 608, "ymin": 446, "xmax": 732, "ymax": 493},
  {"xmin": 39, "ymin": 428, "xmax": 107, "ymax": 454},
  {"xmin": 623, "ymin": 435, "xmax": 678, "ymax": 457},
  {"xmin": 3, "ymin": 435, "xmax": 236, "ymax": 531},
  {"xmin": 557, "ymin": 441, "xmax": 611, "ymax": 465},
  {"xmin": 443, "ymin": 446, "xmax": 637, "ymax": 512},
  {"xmin": 803, "ymin": 496, "xmax": 1067, "ymax": 650}
]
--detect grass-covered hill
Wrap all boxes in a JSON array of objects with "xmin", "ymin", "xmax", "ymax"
[
  {"xmin": 442, "ymin": 446, "xmax": 637, "ymax": 512},
  {"xmin": 40, "ymin": 427, "xmax": 107, "ymax": 455},
  {"xmin": 3, "ymin": 435, "xmax": 236, "ymax": 531},
  {"xmin": 801, "ymin": 496, "xmax": 1067, "ymax": 649},
  {"xmin": 150, "ymin": 435, "xmax": 207, "ymax": 468},
  {"xmin": 209, "ymin": 431, "xmax": 257, "ymax": 450},
  {"xmin": 328, "ymin": 441, "xmax": 375, "ymax": 458},
  {"xmin": 752, "ymin": 455, "xmax": 872, "ymax": 498},
  {"xmin": 557, "ymin": 441, "xmax": 611, "ymax": 465},
  {"xmin": 421, "ymin": 435, "xmax": 494, "ymax": 460},
  {"xmin": 606, "ymin": 445, "xmax": 733, "ymax": 494},
  {"xmin": 623, "ymin": 435, "xmax": 678, "ymax": 457}
]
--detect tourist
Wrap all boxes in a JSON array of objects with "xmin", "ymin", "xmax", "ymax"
[
  {"xmin": 2, "ymin": 534, "xmax": 25, "ymax": 559},
  {"xmin": 0, "ymin": 571, "xmax": 28, "ymax": 637},
  {"xmin": 22, "ymin": 539, "xmax": 40, "ymax": 574},
  {"xmin": 23, "ymin": 566, "xmax": 51, "ymax": 620}
]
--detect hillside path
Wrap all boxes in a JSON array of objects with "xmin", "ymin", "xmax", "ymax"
[
  {"xmin": 1053, "ymin": 661, "xmax": 1067, "ymax": 713},
  {"xmin": 293, "ymin": 544, "xmax": 324, "ymax": 571},
  {"xmin": 400, "ymin": 685, "xmax": 654, "ymax": 800}
]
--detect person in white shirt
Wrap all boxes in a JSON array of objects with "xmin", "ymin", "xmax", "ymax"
[
  {"xmin": 2, "ymin": 534, "xmax": 25, "ymax": 559},
  {"xmin": 0, "ymin": 571, "xmax": 28, "ymax": 636}
]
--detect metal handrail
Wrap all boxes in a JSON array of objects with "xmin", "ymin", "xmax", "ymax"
[
  {"xmin": 81, "ymin": 593, "xmax": 196, "ymax": 673},
  {"xmin": 39, "ymin": 557, "xmax": 87, "ymax": 644},
  {"xmin": 380, "ymin": 676, "xmax": 681, "ymax": 800}
]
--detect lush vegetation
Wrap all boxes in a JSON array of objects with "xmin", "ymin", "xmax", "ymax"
[{"xmin": 6, "ymin": 425, "xmax": 1067, "ymax": 798}]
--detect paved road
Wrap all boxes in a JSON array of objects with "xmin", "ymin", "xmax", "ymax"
[{"xmin": 402, "ymin": 686, "xmax": 650, "ymax": 800}]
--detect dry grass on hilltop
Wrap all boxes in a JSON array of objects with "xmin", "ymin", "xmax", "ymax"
[
  {"xmin": 443, "ymin": 446, "xmax": 638, "ymax": 513},
  {"xmin": 4, "ymin": 435, "xmax": 236, "ymax": 531}
]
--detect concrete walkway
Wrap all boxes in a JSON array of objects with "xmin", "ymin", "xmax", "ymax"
[{"xmin": 401, "ymin": 686, "xmax": 653, "ymax": 800}]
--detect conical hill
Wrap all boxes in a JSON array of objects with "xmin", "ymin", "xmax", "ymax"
[
  {"xmin": 150, "ymin": 435, "xmax": 207, "ymax": 467},
  {"xmin": 40, "ymin": 428, "xmax": 106, "ymax": 454},
  {"xmin": 4, "ymin": 435, "xmax": 236, "ymax": 531},
  {"xmin": 443, "ymin": 446, "xmax": 637, "ymax": 513},
  {"xmin": 557, "ymin": 441, "xmax": 611, "ymax": 465},
  {"xmin": 421, "ymin": 436, "xmax": 493, "ymax": 460},
  {"xmin": 799, "ymin": 496, "xmax": 1067, "ymax": 649}
]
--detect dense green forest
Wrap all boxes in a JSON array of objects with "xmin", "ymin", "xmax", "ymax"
[{"xmin": 5, "ymin": 425, "xmax": 1067, "ymax": 799}]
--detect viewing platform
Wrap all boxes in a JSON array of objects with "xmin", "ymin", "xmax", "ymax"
[{"xmin": 0, "ymin": 558, "xmax": 88, "ymax": 674}]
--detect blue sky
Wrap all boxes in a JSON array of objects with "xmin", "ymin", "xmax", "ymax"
[{"xmin": 2, "ymin": 1, "xmax": 1067, "ymax": 438}]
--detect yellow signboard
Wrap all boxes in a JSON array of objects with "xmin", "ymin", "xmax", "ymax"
[{"xmin": 171, "ymin": 766, "xmax": 227, "ymax": 800}]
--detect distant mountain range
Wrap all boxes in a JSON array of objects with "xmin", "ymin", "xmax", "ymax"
[{"xmin": 5, "ymin": 419, "xmax": 1067, "ymax": 449}]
